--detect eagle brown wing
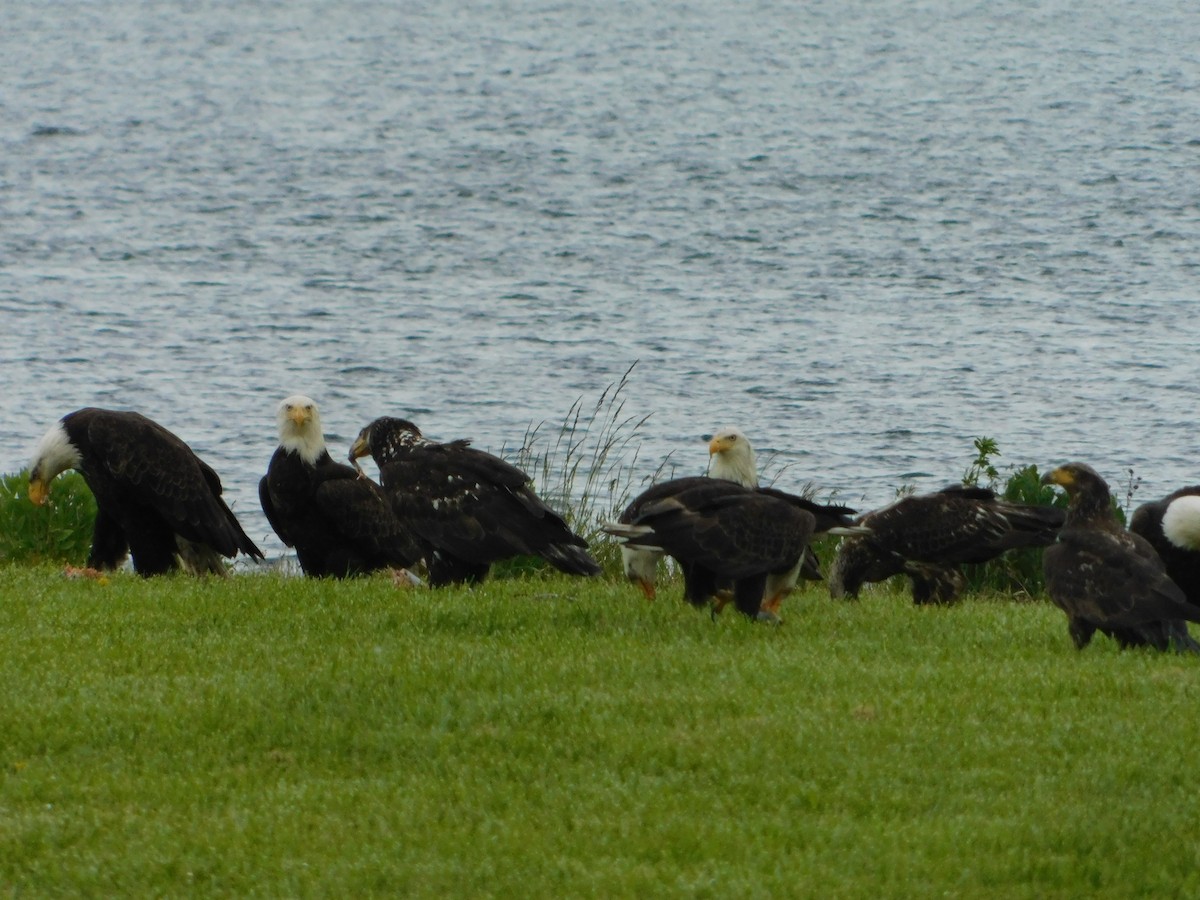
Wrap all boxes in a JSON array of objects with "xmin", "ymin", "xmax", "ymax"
[
  {"xmin": 378, "ymin": 443, "xmax": 598, "ymax": 576},
  {"xmin": 1043, "ymin": 527, "xmax": 1200, "ymax": 645},
  {"xmin": 77, "ymin": 409, "xmax": 262, "ymax": 560},
  {"xmin": 312, "ymin": 464, "xmax": 423, "ymax": 566}
]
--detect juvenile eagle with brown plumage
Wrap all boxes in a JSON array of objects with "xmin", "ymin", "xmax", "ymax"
[
  {"xmin": 829, "ymin": 485, "xmax": 1065, "ymax": 604},
  {"xmin": 604, "ymin": 478, "xmax": 816, "ymax": 623},
  {"xmin": 1042, "ymin": 462, "xmax": 1200, "ymax": 653},
  {"xmin": 349, "ymin": 416, "xmax": 600, "ymax": 585}
]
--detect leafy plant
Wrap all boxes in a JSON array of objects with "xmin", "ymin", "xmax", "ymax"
[
  {"xmin": 962, "ymin": 436, "xmax": 1001, "ymax": 489},
  {"xmin": 0, "ymin": 469, "xmax": 96, "ymax": 566},
  {"xmin": 958, "ymin": 441, "xmax": 1072, "ymax": 598},
  {"xmin": 500, "ymin": 362, "xmax": 667, "ymax": 576}
]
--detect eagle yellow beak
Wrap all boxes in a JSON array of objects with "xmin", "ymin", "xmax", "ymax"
[
  {"xmin": 348, "ymin": 435, "xmax": 369, "ymax": 462},
  {"xmin": 28, "ymin": 476, "xmax": 50, "ymax": 506},
  {"xmin": 708, "ymin": 434, "xmax": 734, "ymax": 456},
  {"xmin": 288, "ymin": 406, "xmax": 311, "ymax": 427},
  {"xmin": 1041, "ymin": 467, "xmax": 1072, "ymax": 488}
]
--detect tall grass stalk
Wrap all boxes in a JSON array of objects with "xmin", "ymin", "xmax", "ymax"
[{"xmin": 508, "ymin": 363, "xmax": 674, "ymax": 566}]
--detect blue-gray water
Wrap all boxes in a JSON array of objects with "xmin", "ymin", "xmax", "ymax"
[{"xmin": 4, "ymin": 0, "xmax": 1199, "ymax": 558}]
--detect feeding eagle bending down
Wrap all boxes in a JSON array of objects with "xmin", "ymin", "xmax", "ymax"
[
  {"xmin": 1041, "ymin": 463, "xmax": 1200, "ymax": 653},
  {"xmin": 707, "ymin": 424, "xmax": 864, "ymax": 576},
  {"xmin": 616, "ymin": 475, "xmax": 742, "ymax": 602},
  {"xmin": 28, "ymin": 408, "xmax": 264, "ymax": 575},
  {"xmin": 1129, "ymin": 486, "xmax": 1200, "ymax": 608},
  {"xmin": 605, "ymin": 478, "xmax": 816, "ymax": 623},
  {"xmin": 617, "ymin": 427, "xmax": 860, "ymax": 610},
  {"xmin": 348, "ymin": 416, "xmax": 601, "ymax": 585},
  {"xmin": 828, "ymin": 485, "xmax": 1065, "ymax": 604},
  {"xmin": 260, "ymin": 396, "xmax": 422, "ymax": 578}
]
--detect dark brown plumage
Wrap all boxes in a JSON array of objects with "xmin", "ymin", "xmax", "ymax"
[
  {"xmin": 604, "ymin": 478, "xmax": 816, "ymax": 622},
  {"xmin": 1042, "ymin": 463, "xmax": 1200, "ymax": 653},
  {"xmin": 829, "ymin": 485, "xmax": 1065, "ymax": 604},
  {"xmin": 260, "ymin": 397, "xmax": 422, "ymax": 579},
  {"xmin": 28, "ymin": 407, "xmax": 264, "ymax": 576},
  {"xmin": 1129, "ymin": 486, "xmax": 1200, "ymax": 608},
  {"xmin": 348, "ymin": 417, "xmax": 600, "ymax": 585},
  {"xmin": 615, "ymin": 476, "xmax": 857, "ymax": 607},
  {"xmin": 615, "ymin": 476, "xmax": 742, "ymax": 603}
]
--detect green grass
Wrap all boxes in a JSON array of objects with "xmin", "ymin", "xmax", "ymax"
[{"xmin": 2, "ymin": 566, "xmax": 1199, "ymax": 897}]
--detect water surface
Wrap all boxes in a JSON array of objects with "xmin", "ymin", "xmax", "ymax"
[{"xmin": 4, "ymin": 0, "xmax": 1198, "ymax": 556}]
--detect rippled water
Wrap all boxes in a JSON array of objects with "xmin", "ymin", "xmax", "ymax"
[{"xmin": 4, "ymin": 0, "xmax": 1199, "ymax": 557}]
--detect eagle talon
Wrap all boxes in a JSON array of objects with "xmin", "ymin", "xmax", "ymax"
[{"xmin": 391, "ymin": 568, "xmax": 423, "ymax": 588}]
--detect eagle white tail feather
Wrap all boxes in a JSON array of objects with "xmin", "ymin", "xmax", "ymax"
[
  {"xmin": 827, "ymin": 525, "xmax": 873, "ymax": 537},
  {"xmin": 600, "ymin": 521, "xmax": 655, "ymax": 543}
]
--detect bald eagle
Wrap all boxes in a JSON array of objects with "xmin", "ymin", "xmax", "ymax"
[
  {"xmin": 1042, "ymin": 463, "xmax": 1200, "ymax": 653},
  {"xmin": 707, "ymin": 426, "xmax": 759, "ymax": 488},
  {"xmin": 348, "ymin": 416, "xmax": 600, "ymax": 585},
  {"xmin": 616, "ymin": 475, "xmax": 740, "ymax": 601},
  {"xmin": 706, "ymin": 424, "xmax": 862, "ymax": 577},
  {"xmin": 605, "ymin": 478, "xmax": 816, "ymax": 623},
  {"xmin": 829, "ymin": 485, "xmax": 1065, "ymax": 604},
  {"xmin": 1130, "ymin": 487, "xmax": 1200, "ymax": 608},
  {"xmin": 27, "ymin": 408, "xmax": 264, "ymax": 576},
  {"xmin": 618, "ymin": 427, "xmax": 859, "ymax": 606},
  {"xmin": 259, "ymin": 397, "xmax": 422, "ymax": 578}
]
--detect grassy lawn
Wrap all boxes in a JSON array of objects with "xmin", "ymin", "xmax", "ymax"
[{"xmin": 1, "ymin": 565, "xmax": 1198, "ymax": 897}]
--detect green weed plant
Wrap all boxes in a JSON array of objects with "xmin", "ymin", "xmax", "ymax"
[{"xmin": 0, "ymin": 470, "xmax": 95, "ymax": 566}]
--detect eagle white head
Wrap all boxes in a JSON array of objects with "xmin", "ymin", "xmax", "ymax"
[
  {"xmin": 277, "ymin": 395, "xmax": 327, "ymax": 465},
  {"xmin": 707, "ymin": 426, "xmax": 758, "ymax": 488},
  {"xmin": 28, "ymin": 419, "xmax": 83, "ymax": 505}
]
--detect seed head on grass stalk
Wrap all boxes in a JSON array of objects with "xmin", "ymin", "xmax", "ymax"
[{"xmin": 505, "ymin": 363, "xmax": 667, "ymax": 574}]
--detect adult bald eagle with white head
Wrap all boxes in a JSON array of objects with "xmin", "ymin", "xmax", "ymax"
[
  {"xmin": 27, "ymin": 407, "xmax": 264, "ymax": 575},
  {"xmin": 616, "ymin": 426, "xmax": 859, "ymax": 610},
  {"xmin": 707, "ymin": 424, "xmax": 862, "ymax": 571},
  {"xmin": 707, "ymin": 426, "xmax": 759, "ymax": 488},
  {"xmin": 259, "ymin": 396, "xmax": 422, "ymax": 579}
]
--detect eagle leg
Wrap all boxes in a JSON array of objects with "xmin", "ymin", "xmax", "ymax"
[
  {"xmin": 760, "ymin": 592, "xmax": 785, "ymax": 618},
  {"xmin": 709, "ymin": 589, "xmax": 735, "ymax": 621}
]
